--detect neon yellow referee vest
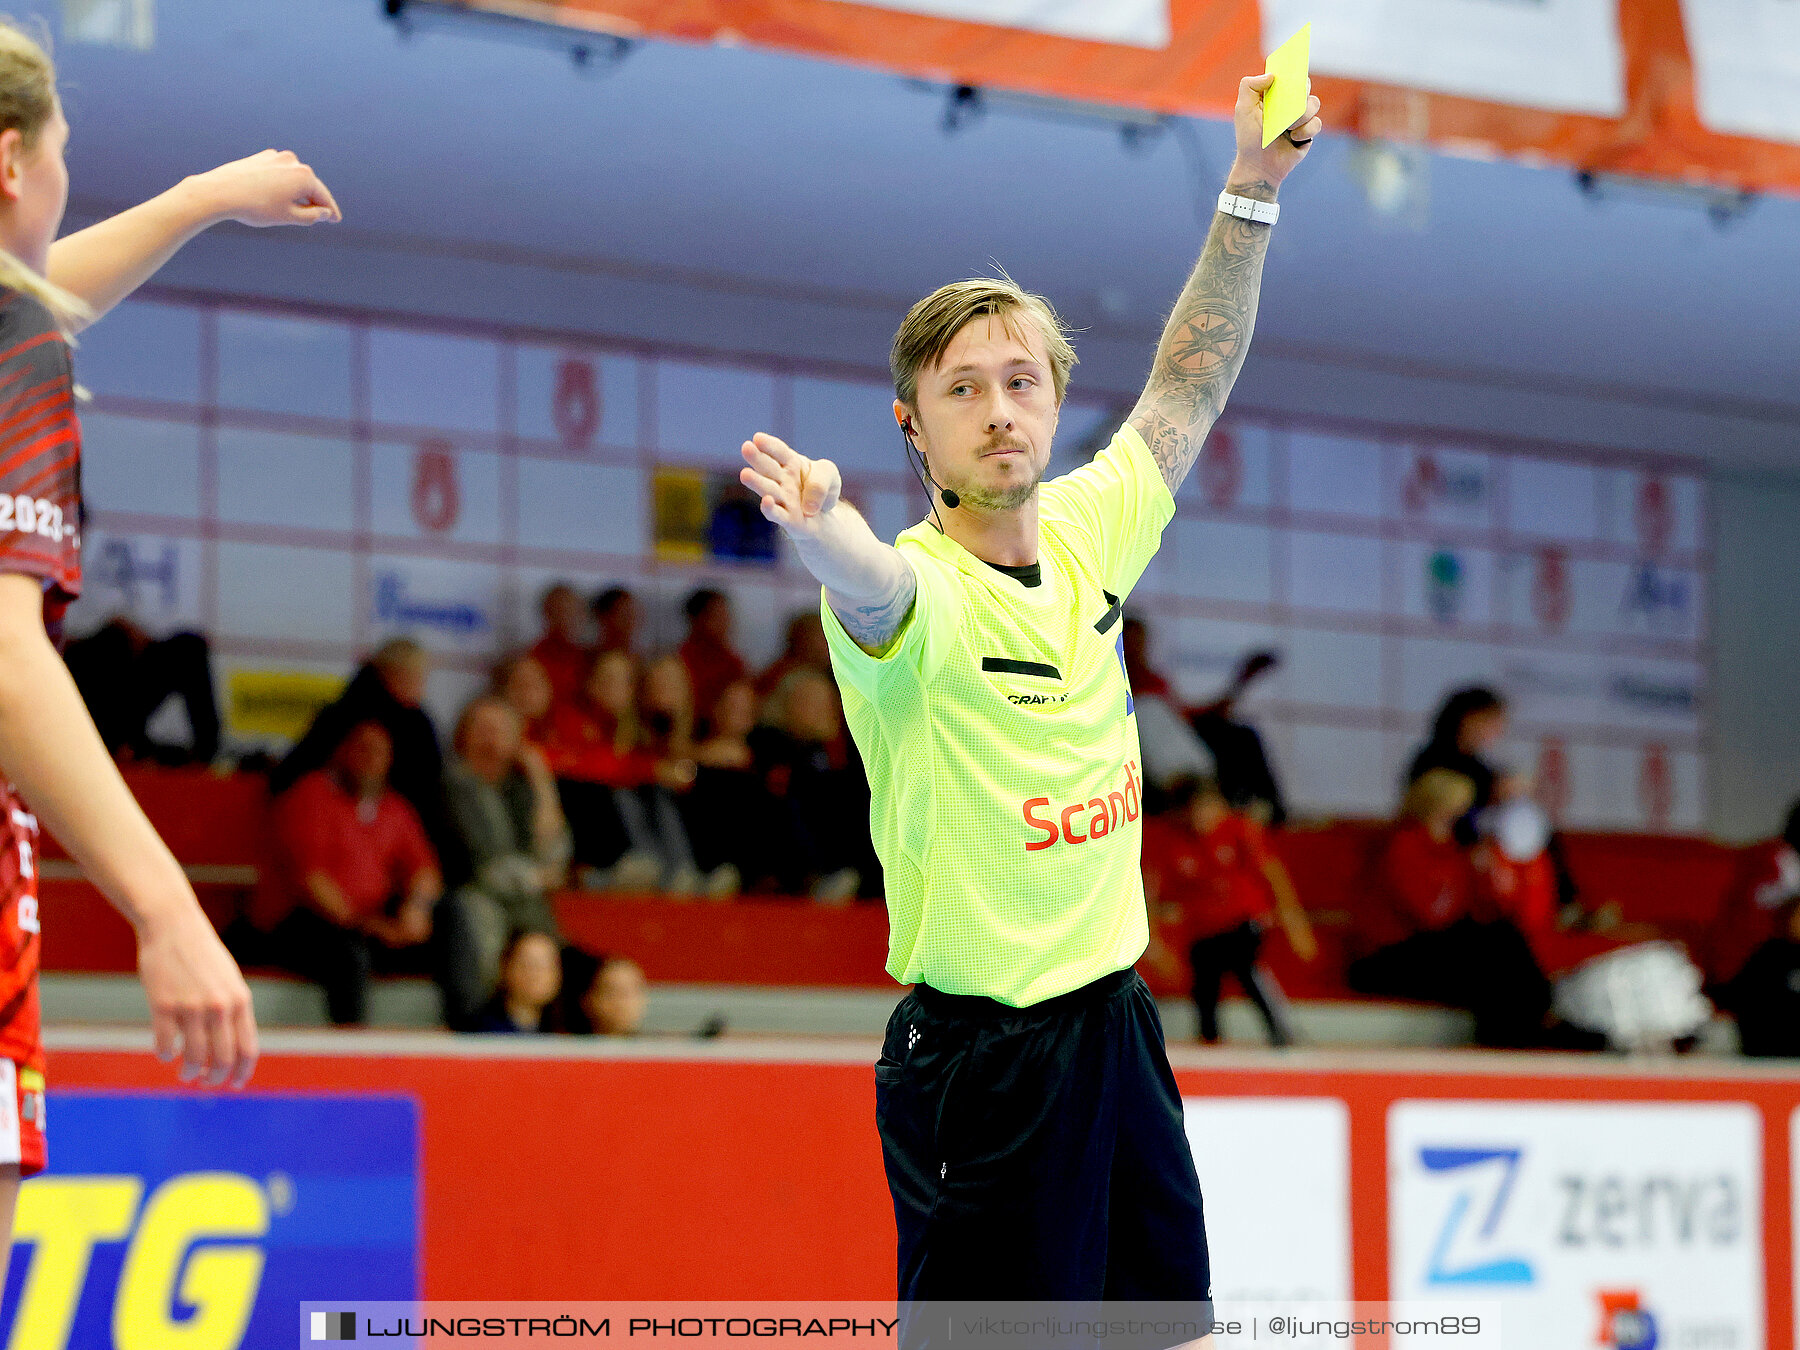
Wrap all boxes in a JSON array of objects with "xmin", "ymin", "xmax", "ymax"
[{"xmin": 822, "ymin": 423, "xmax": 1175, "ymax": 1006}]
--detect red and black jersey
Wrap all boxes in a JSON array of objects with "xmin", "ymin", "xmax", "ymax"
[
  {"xmin": 0, "ymin": 779, "xmax": 43, "ymax": 1074},
  {"xmin": 0, "ymin": 287, "xmax": 83, "ymax": 634},
  {"xmin": 0, "ymin": 286, "xmax": 83, "ymax": 1078}
]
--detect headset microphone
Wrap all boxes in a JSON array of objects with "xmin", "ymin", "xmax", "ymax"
[{"xmin": 901, "ymin": 420, "xmax": 959, "ymax": 516}]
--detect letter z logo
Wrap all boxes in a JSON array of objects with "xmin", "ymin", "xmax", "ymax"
[{"xmin": 1418, "ymin": 1146, "xmax": 1536, "ymax": 1286}]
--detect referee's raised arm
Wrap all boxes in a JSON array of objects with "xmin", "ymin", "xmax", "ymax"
[
  {"xmin": 1127, "ymin": 73, "xmax": 1323, "ymax": 499},
  {"xmin": 738, "ymin": 431, "xmax": 918, "ymax": 656}
]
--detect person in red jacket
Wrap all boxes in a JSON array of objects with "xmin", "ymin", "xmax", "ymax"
[
  {"xmin": 1349, "ymin": 769, "xmax": 1552, "ymax": 1048},
  {"xmin": 1473, "ymin": 798, "xmax": 1558, "ymax": 945},
  {"xmin": 544, "ymin": 650, "xmax": 718, "ymax": 894},
  {"xmin": 529, "ymin": 582, "xmax": 593, "ymax": 704},
  {"xmin": 262, "ymin": 722, "xmax": 443, "ymax": 1025},
  {"xmin": 1141, "ymin": 776, "xmax": 1315, "ymax": 1045},
  {"xmin": 677, "ymin": 588, "xmax": 748, "ymax": 733}
]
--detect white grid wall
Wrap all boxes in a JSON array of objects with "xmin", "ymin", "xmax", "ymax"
[{"xmin": 65, "ymin": 296, "xmax": 1708, "ymax": 831}]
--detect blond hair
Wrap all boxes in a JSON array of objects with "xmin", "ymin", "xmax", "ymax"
[
  {"xmin": 0, "ymin": 19, "xmax": 89, "ymax": 334},
  {"xmin": 890, "ymin": 273, "xmax": 1076, "ymax": 411},
  {"xmin": 453, "ymin": 694, "xmax": 522, "ymax": 755},
  {"xmin": 1400, "ymin": 769, "xmax": 1477, "ymax": 825}
]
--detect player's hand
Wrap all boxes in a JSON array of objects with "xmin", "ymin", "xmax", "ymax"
[
  {"xmin": 136, "ymin": 900, "xmax": 258, "ymax": 1089},
  {"xmin": 394, "ymin": 904, "xmax": 432, "ymax": 947},
  {"xmin": 1230, "ymin": 73, "xmax": 1322, "ymax": 187},
  {"xmin": 739, "ymin": 434, "xmax": 841, "ymax": 540},
  {"xmin": 190, "ymin": 149, "xmax": 342, "ymax": 228},
  {"xmin": 1289, "ymin": 926, "xmax": 1319, "ymax": 963}
]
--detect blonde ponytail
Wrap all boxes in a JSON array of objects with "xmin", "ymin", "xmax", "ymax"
[
  {"xmin": 0, "ymin": 247, "xmax": 91, "ymax": 335},
  {"xmin": 0, "ymin": 18, "xmax": 91, "ymax": 335}
]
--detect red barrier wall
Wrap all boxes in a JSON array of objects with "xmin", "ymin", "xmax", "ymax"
[{"xmin": 46, "ymin": 1043, "xmax": 1800, "ymax": 1346}]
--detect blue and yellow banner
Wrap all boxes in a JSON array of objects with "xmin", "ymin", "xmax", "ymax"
[{"xmin": 0, "ymin": 1093, "xmax": 419, "ymax": 1349}]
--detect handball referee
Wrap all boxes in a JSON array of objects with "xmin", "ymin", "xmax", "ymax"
[{"xmin": 737, "ymin": 75, "xmax": 1321, "ymax": 1337}]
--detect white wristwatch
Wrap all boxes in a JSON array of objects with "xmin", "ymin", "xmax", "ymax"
[{"xmin": 1217, "ymin": 190, "xmax": 1279, "ymax": 225}]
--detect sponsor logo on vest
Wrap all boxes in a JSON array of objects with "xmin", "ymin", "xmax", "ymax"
[{"xmin": 1021, "ymin": 760, "xmax": 1142, "ymax": 852}]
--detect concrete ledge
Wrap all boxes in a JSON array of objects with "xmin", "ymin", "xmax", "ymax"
[{"xmin": 41, "ymin": 975, "xmax": 1742, "ymax": 1055}]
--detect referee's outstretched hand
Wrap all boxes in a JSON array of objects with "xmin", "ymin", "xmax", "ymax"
[
  {"xmin": 1232, "ymin": 72, "xmax": 1323, "ymax": 187},
  {"xmin": 740, "ymin": 433, "xmax": 842, "ymax": 539}
]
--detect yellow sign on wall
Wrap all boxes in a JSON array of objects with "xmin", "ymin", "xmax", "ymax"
[
  {"xmin": 652, "ymin": 465, "xmax": 711, "ymax": 561},
  {"xmin": 227, "ymin": 671, "xmax": 344, "ymax": 742}
]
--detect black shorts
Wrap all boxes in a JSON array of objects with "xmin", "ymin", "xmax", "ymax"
[{"xmin": 875, "ymin": 968, "xmax": 1212, "ymax": 1319}]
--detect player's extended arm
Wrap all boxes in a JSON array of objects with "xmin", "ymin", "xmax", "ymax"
[
  {"xmin": 1128, "ymin": 74, "xmax": 1322, "ymax": 498},
  {"xmin": 47, "ymin": 150, "xmax": 340, "ymax": 331},
  {"xmin": 1261, "ymin": 854, "xmax": 1318, "ymax": 962},
  {"xmin": 0, "ymin": 573, "xmax": 256, "ymax": 1085},
  {"xmin": 739, "ymin": 432, "xmax": 917, "ymax": 656}
]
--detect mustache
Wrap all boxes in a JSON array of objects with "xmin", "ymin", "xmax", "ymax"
[{"xmin": 980, "ymin": 437, "xmax": 1032, "ymax": 455}]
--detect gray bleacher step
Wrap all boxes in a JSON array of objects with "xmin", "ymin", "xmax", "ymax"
[
  {"xmin": 42, "ymin": 974, "xmax": 1739, "ymax": 1051},
  {"xmin": 44, "ymin": 974, "xmax": 1466, "ymax": 1044}
]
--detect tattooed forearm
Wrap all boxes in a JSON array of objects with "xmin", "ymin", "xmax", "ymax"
[
  {"xmin": 1129, "ymin": 176, "xmax": 1278, "ymax": 496},
  {"xmin": 828, "ymin": 563, "xmax": 917, "ymax": 656}
]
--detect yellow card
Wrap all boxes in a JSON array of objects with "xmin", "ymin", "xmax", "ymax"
[{"xmin": 1262, "ymin": 23, "xmax": 1312, "ymax": 148}]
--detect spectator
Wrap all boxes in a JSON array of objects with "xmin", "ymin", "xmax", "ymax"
[
  {"xmin": 1121, "ymin": 616, "xmax": 1215, "ymax": 809},
  {"xmin": 678, "ymin": 588, "xmax": 747, "ymax": 732},
  {"xmin": 755, "ymin": 612, "xmax": 830, "ymax": 699},
  {"xmin": 1722, "ymin": 895, "xmax": 1800, "ymax": 1058},
  {"xmin": 592, "ymin": 586, "xmax": 640, "ymax": 659},
  {"xmin": 271, "ymin": 638, "xmax": 467, "ymax": 884},
  {"xmin": 1405, "ymin": 687, "xmax": 1511, "ymax": 842},
  {"xmin": 1189, "ymin": 649, "xmax": 1288, "ymax": 826},
  {"xmin": 1474, "ymin": 796, "xmax": 1558, "ymax": 944},
  {"xmin": 751, "ymin": 669, "xmax": 876, "ymax": 903},
  {"xmin": 470, "ymin": 931, "xmax": 563, "ymax": 1034},
  {"xmin": 258, "ymin": 721, "xmax": 443, "ymax": 1026},
  {"xmin": 441, "ymin": 697, "xmax": 570, "ymax": 1026},
  {"xmin": 639, "ymin": 653, "xmax": 696, "ymax": 762},
  {"xmin": 1349, "ymin": 769, "xmax": 1553, "ymax": 1049},
  {"xmin": 1142, "ymin": 776, "xmax": 1315, "ymax": 1046},
  {"xmin": 686, "ymin": 678, "xmax": 775, "ymax": 892},
  {"xmin": 1408, "ymin": 686, "xmax": 1590, "ymax": 927},
  {"xmin": 1120, "ymin": 615, "xmax": 1174, "ymax": 701},
  {"xmin": 63, "ymin": 616, "xmax": 221, "ymax": 766},
  {"xmin": 561, "ymin": 951, "xmax": 648, "ymax": 1036},
  {"xmin": 638, "ymin": 656, "xmax": 746, "ymax": 896},
  {"xmin": 492, "ymin": 651, "xmax": 554, "ymax": 740},
  {"xmin": 545, "ymin": 650, "xmax": 718, "ymax": 895},
  {"xmin": 1707, "ymin": 798, "xmax": 1800, "ymax": 1009},
  {"xmin": 529, "ymin": 582, "xmax": 592, "ymax": 703}
]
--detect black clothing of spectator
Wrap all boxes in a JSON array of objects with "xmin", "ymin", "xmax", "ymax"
[
  {"xmin": 1188, "ymin": 921, "xmax": 1294, "ymax": 1046},
  {"xmin": 1190, "ymin": 712, "xmax": 1287, "ymax": 826},
  {"xmin": 1349, "ymin": 918, "xmax": 1553, "ymax": 1050},
  {"xmin": 748, "ymin": 725, "xmax": 879, "ymax": 897},
  {"xmin": 64, "ymin": 620, "xmax": 220, "ymax": 765},
  {"xmin": 1726, "ymin": 937, "xmax": 1800, "ymax": 1058},
  {"xmin": 269, "ymin": 903, "xmax": 442, "ymax": 1027}
]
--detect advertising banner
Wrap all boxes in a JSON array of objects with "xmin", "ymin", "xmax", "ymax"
[
  {"xmin": 1390, "ymin": 1100, "xmax": 1762, "ymax": 1350},
  {"xmin": 0, "ymin": 1093, "xmax": 419, "ymax": 1350}
]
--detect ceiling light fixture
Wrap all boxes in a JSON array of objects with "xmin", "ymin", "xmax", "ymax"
[{"xmin": 381, "ymin": 0, "xmax": 632, "ymax": 73}]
